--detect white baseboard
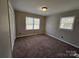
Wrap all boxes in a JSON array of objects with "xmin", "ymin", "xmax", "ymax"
[
  {"xmin": 17, "ymin": 33, "xmax": 43, "ymax": 38},
  {"xmin": 46, "ymin": 33, "xmax": 79, "ymax": 48}
]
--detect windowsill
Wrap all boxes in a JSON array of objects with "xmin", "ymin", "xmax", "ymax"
[
  {"xmin": 60, "ymin": 28, "xmax": 73, "ymax": 32},
  {"xmin": 26, "ymin": 29, "xmax": 40, "ymax": 31}
]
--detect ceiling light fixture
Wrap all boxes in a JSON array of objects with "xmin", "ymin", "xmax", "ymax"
[{"xmin": 41, "ymin": 7, "xmax": 48, "ymax": 12}]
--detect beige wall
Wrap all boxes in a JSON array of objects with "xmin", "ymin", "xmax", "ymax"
[
  {"xmin": 46, "ymin": 10, "xmax": 79, "ymax": 48},
  {"xmin": 15, "ymin": 11, "xmax": 46, "ymax": 37},
  {"xmin": 0, "ymin": 0, "xmax": 12, "ymax": 57}
]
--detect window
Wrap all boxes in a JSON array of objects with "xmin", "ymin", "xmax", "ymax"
[
  {"xmin": 59, "ymin": 16, "xmax": 75, "ymax": 30},
  {"xmin": 26, "ymin": 17, "xmax": 40, "ymax": 30}
]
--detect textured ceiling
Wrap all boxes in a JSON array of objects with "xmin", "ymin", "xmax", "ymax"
[{"xmin": 12, "ymin": 0, "xmax": 79, "ymax": 16}]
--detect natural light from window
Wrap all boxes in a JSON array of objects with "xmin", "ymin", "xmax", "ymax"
[
  {"xmin": 60, "ymin": 16, "xmax": 75, "ymax": 30},
  {"xmin": 26, "ymin": 17, "xmax": 40, "ymax": 30}
]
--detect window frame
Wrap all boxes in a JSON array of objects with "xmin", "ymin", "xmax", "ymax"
[
  {"xmin": 59, "ymin": 16, "xmax": 75, "ymax": 31},
  {"xmin": 25, "ymin": 16, "xmax": 40, "ymax": 30}
]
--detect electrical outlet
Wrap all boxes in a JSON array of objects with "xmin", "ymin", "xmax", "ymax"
[
  {"xmin": 19, "ymin": 33, "xmax": 21, "ymax": 34},
  {"xmin": 61, "ymin": 36, "xmax": 63, "ymax": 38}
]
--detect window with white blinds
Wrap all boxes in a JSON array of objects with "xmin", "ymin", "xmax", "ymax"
[
  {"xmin": 60, "ymin": 16, "xmax": 75, "ymax": 30},
  {"xmin": 26, "ymin": 17, "xmax": 40, "ymax": 30}
]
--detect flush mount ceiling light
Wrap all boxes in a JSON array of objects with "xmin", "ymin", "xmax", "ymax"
[{"xmin": 41, "ymin": 7, "xmax": 48, "ymax": 12}]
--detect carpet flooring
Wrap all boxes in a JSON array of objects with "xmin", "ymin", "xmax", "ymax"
[{"xmin": 13, "ymin": 34, "xmax": 79, "ymax": 58}]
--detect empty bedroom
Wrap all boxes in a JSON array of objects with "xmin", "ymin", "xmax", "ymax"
[{"xmin": 0, "ymin": 0, "xmax": 79, "ymax": 58}]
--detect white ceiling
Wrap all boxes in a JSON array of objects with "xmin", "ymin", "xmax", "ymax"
[{"xmin": 12, "ymin": 0, "xmax": 79, "ymax": 16}]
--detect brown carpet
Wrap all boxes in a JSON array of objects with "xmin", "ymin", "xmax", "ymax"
[{"xmin": 13, "ymin": 34, "xmax": 79, "ymax": 58}]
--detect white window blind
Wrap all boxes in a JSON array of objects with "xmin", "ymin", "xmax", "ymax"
[
  {"xmin": 26, "ymin": 17, "xmax": 40, "ymax": 30},
  {"xmin": 60, "ymin": 16, "xmax": 75, "ymax": 30}
]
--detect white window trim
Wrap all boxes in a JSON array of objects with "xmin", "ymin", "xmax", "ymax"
[
  {"xmin": 25, "ymin": 16, "xmax": 40, "ymax": 30},
  {"xmin": 59, "ymin": 16, "xmax": 75, "ymax": 31}
]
